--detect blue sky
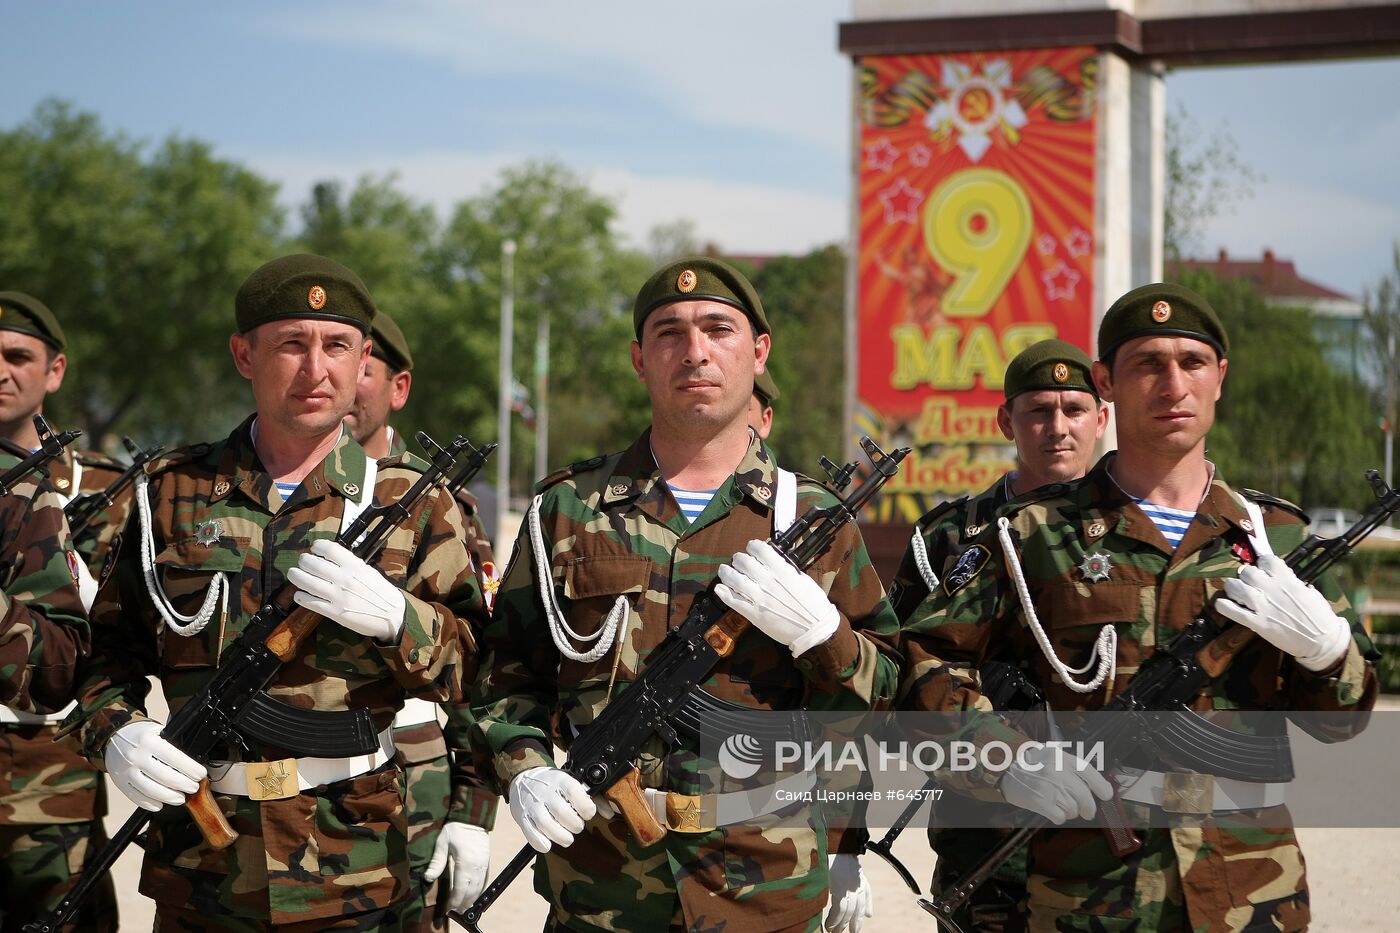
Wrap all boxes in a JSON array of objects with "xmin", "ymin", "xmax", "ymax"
[{"xmin": 4, "ymin": 1, "xmax": 1397, "ymax": 297}]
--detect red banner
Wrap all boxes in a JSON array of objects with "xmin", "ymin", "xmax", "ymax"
[{"xmin": 856, "ymin": 48, "xmax": 1099, "ymax": 523}]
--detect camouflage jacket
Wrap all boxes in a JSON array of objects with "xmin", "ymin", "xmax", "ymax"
[
  {"xmin": 887, "ymin": 475, "xmax": 1010, "ymax": 624},
  {"xmin": 0, "ymin": 461, "xmax": 91, "ymax": 829},
  {"xmin": 0, "ymin": 458, "xmax": 88, "ymax": 719},
  {"xmin": 50, "ymin": 446, "xmax": 132, "ymax": 578},
  {"xmin": 898, "ymin": 454, "xmax": 1378, "ymax": 931},
  {"xmin": 387, "ymin": 427, "xmax": 499, "ymax": 830},
  {"xmin": 69, "ymin": 416, "xmax": 483, "ymax": 922},
  {"xmin": 472, "ymin": 430, "xmax": 899, "ymax": 933}
]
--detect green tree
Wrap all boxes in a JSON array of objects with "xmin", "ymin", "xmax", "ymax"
[
  {"xmin": 745, "ymin": 245, "xmax": 848, "ymax": 475},
  {"xmin": 0, "ymin": 100, "xmax": 284, "ymax": 447},
  {"xmin": 1172, "ymin": 268, "xmax": 1382, "ymax": 510},
  {"xmin": 435, "ymin": 161, "xmax": 650, "ymax": 502},
  {"xmin": 1164, "ymin": 103, "xmax": 1261, "ymax": 261}
]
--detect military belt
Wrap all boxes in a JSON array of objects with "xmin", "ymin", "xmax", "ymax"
[
  {"xmin": 393, "ymin": 697, "xmax": 440, "ymax": 728},
  {"xmin": 0, "ymin": 700, "xmax": 75, "ymax": 725},
  {"xmin": 1117, "ymin": 768, "xmax": 1288, "ymax": 814},
  {"xmin": 207, "ymin": 725, "xmax": 396, "ymax": 801},
  {"xmin": 643, "ymin": 771, "xmax": 817, "ymax": 833}
]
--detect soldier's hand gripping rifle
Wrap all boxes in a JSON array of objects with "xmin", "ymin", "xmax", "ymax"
[
  {"xmin": 454, "ymin": 437, "xmax": 910, "ymax": 933},
  {"xmin": 920, "ymin": 470, "xmax": 1399, "ymax": 932},
  {"xmin": 64, "ymin": 436, "xmax": 166, "ymax": 542},
  {"xmin": 0, "ymin": 415, "xmax": 82, "ymax": 496},
  {"xmin": 27, "ymin": 433, "xmax": 496, "ymax": 933}
]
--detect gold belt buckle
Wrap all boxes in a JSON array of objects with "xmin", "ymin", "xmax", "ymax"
[
  {"xmin": 246, "ymin": 757, "xmax": 300, "ymax": 801},
  {"xmin": 665, "ymin": 793, "xmax": 716, "ymax": 833},
  {"xmin": 1161, "ymin": 772, "xmax": 1213, "ymax": 815}
]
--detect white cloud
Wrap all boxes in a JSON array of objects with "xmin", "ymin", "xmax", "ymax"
[
  {"xmin": 234, "ymin": 146, "xmax": 846, "ymax": 255},
  {"xmin": 258, "ymin": 0, "xmax": 851, "ymax": 153}
]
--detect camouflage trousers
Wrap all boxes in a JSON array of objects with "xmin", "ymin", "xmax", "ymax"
[
  {"xmin": 1025, "ymin": 820, "xmax": 1310, "ymax": 933},
  {"xmin": 930, "ymin": 826, "xmax": 1030, "ymax": 933},
  {"xmin": 543, "ymin": 907, "xmax": 822, "ymax": 933},
  {"xmin": 399, "ymin": 753, "xmax": 452, "ymax": 933},
  {"xmin": 0, "ymin": 819, "xmax": 118, "ymax": 933},
  {"xmin": 140, "ymin": 763, "xmax": 410, "ymax": 926},
  {"xmin": 153, "ymin": 903, "xmax": 401, "ymax": 931}
]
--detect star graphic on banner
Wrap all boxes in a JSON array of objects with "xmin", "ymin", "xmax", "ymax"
[
  {"xmin": 878, "ymin": 178, "xmax": 925, "ymax": 224},
  {"xmin": 924, "ymin": 58, "xmax": 1029, "ymax": 163},
  {"xmin": 1036, "ymin": 233, "xmax": 1058, "ymax": 256},
  {"xmin": 1042, "ymin": 262, "xmax": 1082, "ymax": 301},
  {"xmin": 1064, "ymin": 227, "xmax": 1093, "ymax": 258},
  {"xmin": 907, "ymin": 144, "xmax": 932, "ymax": 167},
  {"xmin": 864, "ymin": 138, "xmax": 900, "ymax": 173}
]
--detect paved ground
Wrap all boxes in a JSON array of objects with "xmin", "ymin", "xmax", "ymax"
[{"xmin": 106, "ymin": 694, "xmax": 1400, "ymax": 930}]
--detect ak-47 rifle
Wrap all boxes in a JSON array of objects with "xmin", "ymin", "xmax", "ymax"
[
  {"xmin": 863, "ymin": 661, "xmax": 1047, "ymax": 895},
  {"xmin": 64, "ymin": 436, "xmax": 166, "ymax": 543},
  {"xmin": 920, "ymin": 470, "xmax": 1399, "ymax": 932},
  {"xmin": 27, "ymin": 433, "xmax": 496, "ymax": 933},
  {"xmin": 0, "ymin": 415, "xmax": 82, "ymax": 496},
  {"xmin": 454, "ymin": 437, "xmax": 910, "ymax": 933}
]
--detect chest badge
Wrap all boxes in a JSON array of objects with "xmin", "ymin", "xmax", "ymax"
[
  {"xmin": 193, "ymin": 518, "xmax": 225, "ymax": 548},
  {"xmin": 1079, "ymin": 551, "xmax": 1112, "ymax": 583}
]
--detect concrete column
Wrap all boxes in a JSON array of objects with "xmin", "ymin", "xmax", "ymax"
[{"xmin": 1093, "ymin": 52, "xmax": 1164, "ymax": 456}]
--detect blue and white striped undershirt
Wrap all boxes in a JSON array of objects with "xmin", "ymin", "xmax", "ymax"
[
  {"xmin": 669, "ymin": 486, "xmax": 718, "ymax": 523},
  {"xmin": 1136, "ymin": 500, "xmax": 1196, "ymax": 549},
  {"xmin": 274, "ymin": 481, "xmax": 300, "ymax": 503}
]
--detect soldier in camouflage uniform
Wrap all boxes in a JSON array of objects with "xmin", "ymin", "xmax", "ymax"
[
  {"xmin": 472, "ymin": 257, "xmax": 900, "ymax": 933},
  {"xmin": 67, "ymin": 254, "xmax": 484, "ymax": 930},
  {"xmin": 899, "ymin": 283, "xmax": 1378, "ymax": 932},
  {"xmin": 748, "ymin": 369, "xmax": 778, "ymax": 441},
  {"xmin": 884, "ymin": 339, "xmax": 1106, "ymax": 933},
  {"xmin": 345, "ymin": 308, "xmax": 498, "ymax": 928},
  {"xmin": 0, "ymin": 292, "xmax": 135, "ymax": 584},
  {"xmin": 0, "ymin": 291, "xmax": 114, "ymax": 932}
]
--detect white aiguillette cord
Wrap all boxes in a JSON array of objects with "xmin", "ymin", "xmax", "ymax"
[
  {"xmin": 996, "ymin": 516, "xmax": 1116, "ymax": 693},
  {"xmin": 529, "ymin": 494, "xmax": 627, "ymax": 663}
]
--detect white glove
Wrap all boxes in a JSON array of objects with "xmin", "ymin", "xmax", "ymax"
[
  {"xmin": 288, "ymin": 538, "xmax": 406, "ymax": 643},
  {"xmin": 825, "ymin": 854, "xmax": 874, "ymax": 932},
  {"xmin": 508, "ymin": 767, "xmax": 597, "ymax": 853},
  {"xmin": 1000, "ymin": 742, "xmax": 1112, "ymax": 825},
  {"xmin": 104, "ymin": 720, "xmax": 207, "ymax": 813},
  {"xmin": 715, "ymin": 540, "xmax": 840, "ymax": 657},
  {"xmin": 423, "ymin": 823, "xmax": 490, "ymax": 912},
  {"xmin": 1216, "ymin": 554, "xmax": 1352, "ymax": 672}
]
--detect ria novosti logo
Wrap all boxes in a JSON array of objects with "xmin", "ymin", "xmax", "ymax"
[{"xmin": 718, "ymin": 733, "xmax": 765, "ymax": 779}]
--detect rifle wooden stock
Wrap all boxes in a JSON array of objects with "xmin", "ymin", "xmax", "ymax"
[
  {"xmin": 265, "ymin": 601, "xmax": 324, "ymax": 663},
  {"xmin": 1197, "ymin": 624, "xmax": 1258, "ymax": 680},
  {"xmin": 187, "ymin": 778, "xmax": 238, "ymax": 849},
  {"xmin": 604, "ymin": 769, "xmax": 666, "ymax": 847}
]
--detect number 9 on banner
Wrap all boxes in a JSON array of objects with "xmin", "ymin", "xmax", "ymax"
[{"xmin": 923, "ymin": 168, "xmax": 1032, "ymax": 318}]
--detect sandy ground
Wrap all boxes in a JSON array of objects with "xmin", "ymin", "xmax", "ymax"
[{"xmin": 104, "ymin": 694, "xmax": 1400, "ymax": 931}]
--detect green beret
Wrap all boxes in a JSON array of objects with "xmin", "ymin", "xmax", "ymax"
[
  {"xmin": 633, "ymin": 257, "xmax": 769, "ymax": 338},
  {"xmin": 753, "ymin": 369, "xmax": 780, "ymax": 406},
  {"xmin": 1098, "ymin": 282, "xmax": 1228, "ymax": 361},
  {"xmin": 1004, "ymin": 339, "xmax": 1097, "ymax": 402},
  {"xmin": 0, "ymin": 292, "xmax": 65, "ymax": 351},
  {"xmin": 370, "ymin": 309, "xmax": 413, "ymax": 372},
  {"xmin": 235, "ymin": 254, "xmax": 377, "ymax": 335}
]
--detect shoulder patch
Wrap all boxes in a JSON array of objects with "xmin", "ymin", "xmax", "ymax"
[
  {"xmin": 535, "ymin": 454, "xmax": 609, "ymax": 494},
  {"xmin": 943, "ymin": 544, "xmax": 991, "ymax": 596},
  {"xmin": 1241, "ymin": 488, "xmax": 1309, "ymax": 524},
  {"xmin": 916, "ymin": 495, "xmax": 970, "ymax": 535}
]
